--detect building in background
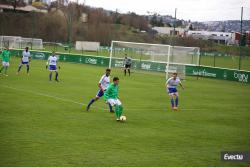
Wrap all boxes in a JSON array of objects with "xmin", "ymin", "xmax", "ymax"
[
  {"xmin": 152, "ymin": 27, "xmax": 187, "ymax": 37},
  {"xmin": 187, "ymin": 30, "xmax": 232, "ymax": 45}
]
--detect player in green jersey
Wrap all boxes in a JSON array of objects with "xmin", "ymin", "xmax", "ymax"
[
  {"xmin": 104, "ymin": 77, "xmax": 124, "ymax": 121},
  {"xmin": 0, "ymin": 47, "xmax": 11, "ymax": 76}
]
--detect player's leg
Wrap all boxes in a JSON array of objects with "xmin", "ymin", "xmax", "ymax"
[
  {"xmin": 128, "ymin": 65, "xmax": 131, "ymax": 76},
  {"xmin": 17, "ymin": 62, "xmax": 23, "ymax": 74},
  {"xmin": 106, "ymin": 99, "xmax": 119, "ymax": 119},
  {"xmin": 86, "ymin": 96, "xmax": 99, "ymax": 111},
  {"xmin": 86, "ymin": 90, "xmax": 102, "ymax": 111},
  {"xmin": 170, "ymin": 94, "xmax": 175, "ymax": 110},
  {"xmin": 55, "ymin": 71, "xmax": 59, "ymax": 81},
  {"xmin": 114, "ymin": 99, "xmax": 123, "ymax": 121},
  {"xmin": 124, "ymin": 68, "xmax": 127, "ymax": 76},
  {"xmin": 108, "ymin": 103, "xmax": 114, "ymax": 113},
  {"xmin": 168, "ymin": 88, "xmax": 175, "ymax": 110},
  {"xmin": 0, "ymin": 61, "xmax": 6, "ymax": 74},
  {"xmin": 49, "ymin": 71, "xmax": 53, "ymax": 81},
  {"xmin": 26, "ymin": 64, "xmax": 30, "ymax": 74},
  {"xmin": 3, "ymin": 62, "xmax": 9, "ymax": 76},
  {"xmin": 174, "ymin": 92, "xmax": 179, "ymax": 110}
]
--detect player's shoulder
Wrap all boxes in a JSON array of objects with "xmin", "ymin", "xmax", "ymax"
[
  {"xmin": 99, "ymin": 74, "xmax": 107, "ymax": 81},
  {"xmin": 166, "ymin": 77, "xmax": 174, "ymax": 82},
  {"xmin": 100, "ymin": 74, "xmax": 106, "ymax": 79}
]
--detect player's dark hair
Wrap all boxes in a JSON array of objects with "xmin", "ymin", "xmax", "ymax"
[
  {"xmin": 113, "ymin": 77, "xmax": 119, "ymax": 81},
  {"xmin": 106, "ymin": 68, "xmax": 111, "ymax": 72}
]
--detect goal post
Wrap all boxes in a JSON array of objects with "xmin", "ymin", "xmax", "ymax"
[{"xmin": 109, "ymin": 40, "xmax": 200, "ymax": 79}]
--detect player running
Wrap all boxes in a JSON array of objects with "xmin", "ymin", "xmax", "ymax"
[
  {"xmin": 104, "ymin": 77, "xmax": 124, "ymax": 121},
  {"xmin": 47, "ymin": 52, "xmax": 60, "ymax": 82},
  {"xmin": 17, "ymin": 47, "xmax": 31, "ymax": 75},
  {"xmin": 166, "ymin": 73, "xmax": 184, "ymax": 111},
  {"xmin": 0, "ymin": 47, "xmax": 11, "ymax": 76},
  {"xmin": 123, "ymin": 55, "xmax": 132, "ymax": 76},
  {"xmin": 86, "ymin": 68, "xmax": 114, "ymax": 112}
]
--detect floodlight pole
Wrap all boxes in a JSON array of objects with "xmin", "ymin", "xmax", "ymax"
[
  {"xmin": 109, "ymin": 41, "xmax": 114, "ymax": 68},
  {"xmin": 239, "ymin": 6, "xmax": 243, "ymax": 70},
  {"xmin": 173, "ymin": 8, "xmax": 177, "ymax": 35}
]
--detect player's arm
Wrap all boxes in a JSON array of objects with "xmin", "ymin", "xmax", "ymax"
[
  {"xmin": 166, "ymin": 78, "xmax": 171, "ymax": 88},
  {"xmin": 98, "ymin": 83, "xmax": 104, "ymax": 92},
  {"xmin": 179, "ymin": 82, "xmax": 184, "ymax": 90},
  {"xmin": 98, "ymin": 76, "xmax": 105, "ymax": 92},
  {"xmin": 29, "ymin": 55, "xmax": 32, "ymax": 62},
  {"xmin": 123, "ymin": 59, "xmax": 126, "ymax": 67}
]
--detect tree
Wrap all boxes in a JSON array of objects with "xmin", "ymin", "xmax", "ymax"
[{"xmin": 150, "ymin": 14, "xmax": 158, "ymax": 26}]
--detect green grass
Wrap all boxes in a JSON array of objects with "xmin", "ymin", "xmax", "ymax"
[{"xmin": 0, "ymin": 58, "xmax": 249, "ymax": 167}]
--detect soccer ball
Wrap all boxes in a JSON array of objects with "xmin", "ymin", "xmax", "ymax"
[{"xmin": 120, "ymin": 115, "xmax": 126, "ymax": 122}]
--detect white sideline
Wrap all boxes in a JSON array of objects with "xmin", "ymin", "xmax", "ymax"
[
  {"xmin": 0, "ymin": 85, "xmax": 106, "ymax": 111},
  {"xmin": 0, "ymin": 85, "xmax": 209, "ymax": 112}
]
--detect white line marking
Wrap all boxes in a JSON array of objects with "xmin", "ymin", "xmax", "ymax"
[
  {"xmin": 0, "ymin": 85, "xmax": 107, "ymax": 110},
  {"xmin": 1, "ymin": 85, "xmax": 233, "ymax": 112}
]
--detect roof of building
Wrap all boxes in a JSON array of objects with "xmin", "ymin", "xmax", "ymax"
[{"xmin": 0, "ymin": 4, "xmax": 47, "ymax": 13}]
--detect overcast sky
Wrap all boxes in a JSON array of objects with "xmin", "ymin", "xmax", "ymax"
[{"xmin": 80, "ymin": 0, "xmax": 250, "ymax": 21}]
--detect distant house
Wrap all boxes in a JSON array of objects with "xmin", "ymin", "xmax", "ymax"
[
  {"xmin": 187, "ymin": 30, "xmax": 232, "ymax": 45},
  {"xmin": 246, "ymin": 31, "xmax": 250, "ymax": 46},
  {"xmin": 152, "ymin": 27, "xmax": 187, "ymax": 37},
  {"xmin": 231, "ymin": 32, "xmax": 241, "ymax": 45},
  {"xmin": 0, "ymin": 4, "xmax": 47, "ymax": 13}
]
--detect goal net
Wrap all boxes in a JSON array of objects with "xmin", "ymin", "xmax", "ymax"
[
  {"xmin": 109, "ymin": 41, "xmax": 200, "ymax": 79},
  {"xmin": 0, "ymin": 36, "xmax": 43, "ymax": 50}
]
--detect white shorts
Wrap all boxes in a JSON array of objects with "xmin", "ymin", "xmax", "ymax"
[
  {"xmin": 107, "ymin": 99, "xmax": 122, "ymax": 106},
  {"xmin": 2, "ymin": 61, "xmax": 10, "ymax": 67}
]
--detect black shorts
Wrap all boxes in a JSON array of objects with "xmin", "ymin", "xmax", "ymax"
[{"xmin": 125, "ymin": 64, "xmax": 131, "ymax": 68}]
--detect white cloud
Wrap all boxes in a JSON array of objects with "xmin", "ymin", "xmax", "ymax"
[{"xmin": 81, "ymin": 0, "xmax": 250, "ymax": 21}]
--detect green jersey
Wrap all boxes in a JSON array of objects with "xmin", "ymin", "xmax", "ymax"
[
  {"xmin": 2, "ymin": 50, "xmax": 10, "ymax": 62},
  {"xmin": 104, "ymin": 83, "xmax": 119, "ymax": 100}
]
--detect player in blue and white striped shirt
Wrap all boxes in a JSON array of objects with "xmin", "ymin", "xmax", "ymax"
[
  {"xmin": 86, "ymin": 68, "xmax": 114, "ymax": 112},
  {"xmin": 166, "ymin": 73, "xmax": 184, "ymax": 111}
]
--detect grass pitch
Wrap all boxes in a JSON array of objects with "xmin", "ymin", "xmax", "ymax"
[{"xmin": 0, "ymin": 58, "xmax": 249, "ymax": 167}]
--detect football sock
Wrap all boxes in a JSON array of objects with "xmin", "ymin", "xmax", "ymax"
[
  {"xmin": 128, "ymin": 69, "xmax": 130, "ymax": 76},
  {"xmin": 124, "ymin": 69, "xmax": 126, "ymax": 76},
  {"xmin": 4, "ymin": 67, "xmax": 8, "ymax": 74},
  {"xmin": 119, "ymin": 105, "xmax": 123, "ymax": 117},
  {"xmin": 55, "ymin": 72, "xmax": 58, "ymax": 80},
  {"xmin": 175, "ymin": 97, "xmax": 179, "ymax": 107},
  {"xmin": 26, "ymin": 65, "xmax": 30, "ymax": 73},
  {"xmin": 87, "ymin": 99, "xmax": 95, "ymax": 108},
  {"xmin": 18, "ymin": 65, "xmax": 22, "ymax": 72},
  {"xmin": 115, "ymin": 105, "xmax": 120, "ymax": 118},
  {"xmin": 49, "ymin": 73, "xmax": 52, "ymax": 81},
  {"xmin": 171, "ymin": 98, "xmax": 174, "ymax": 108}
]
